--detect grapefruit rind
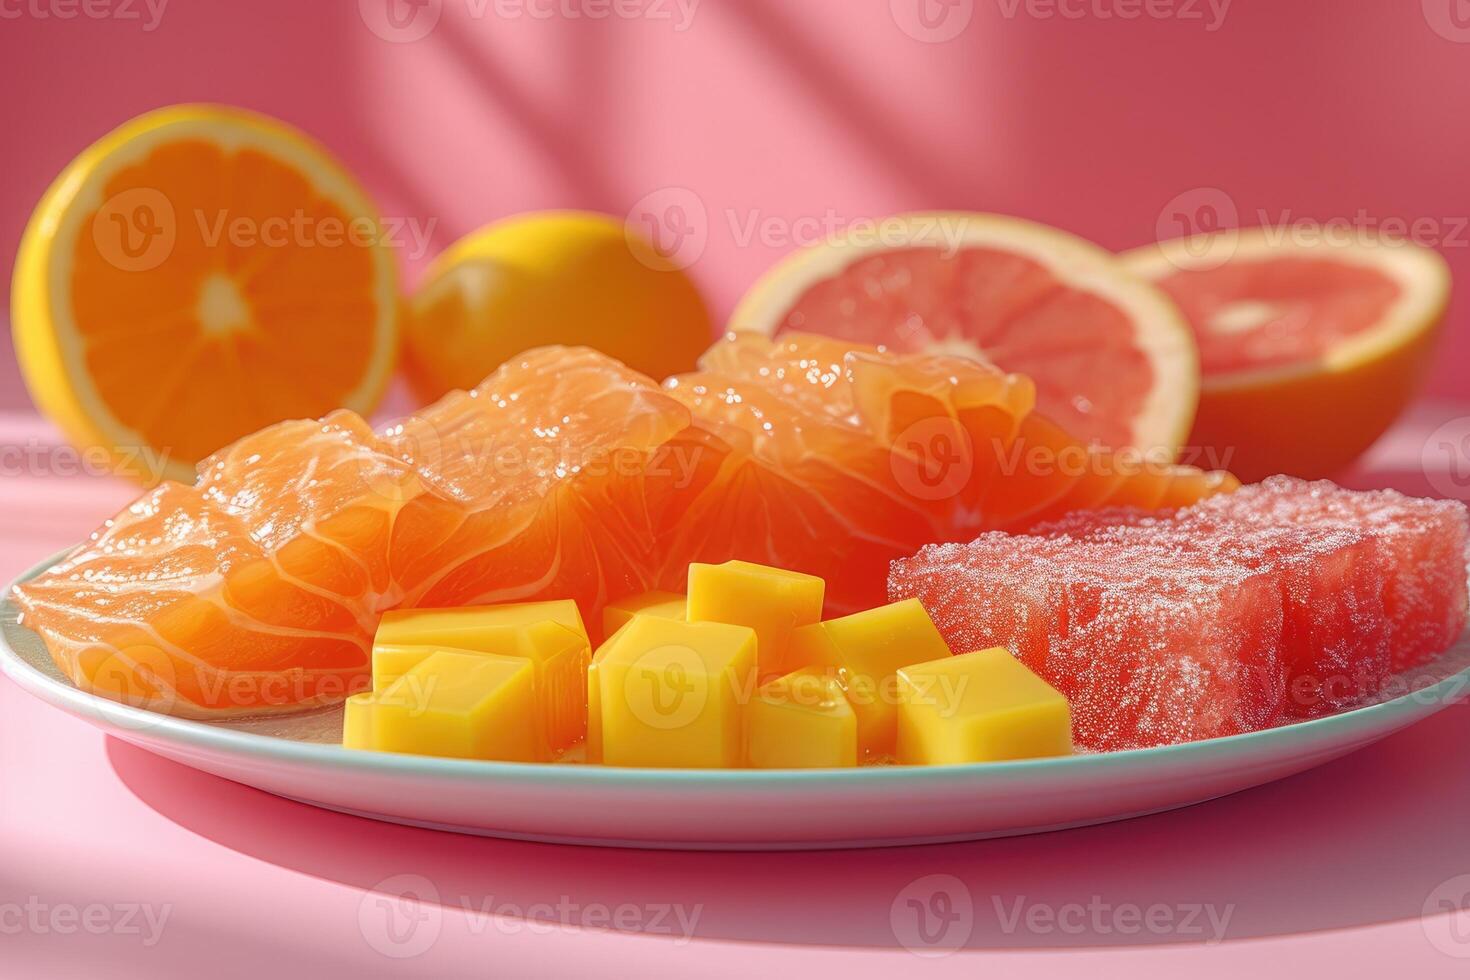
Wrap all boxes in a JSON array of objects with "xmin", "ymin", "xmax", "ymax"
[
  {"xmin": 729, "ymin": 212, "xmax": 1200, "ymax": 457},
  {"xmin": 11, "ymin": 104, "xmax": 400, "ymax": 485}
]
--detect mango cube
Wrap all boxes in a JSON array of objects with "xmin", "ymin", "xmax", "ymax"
[
  {"xmin": 786, "ymin": 598, "xmax": 951, "ymax": 759},
  {"xmin": 896, "ymin": 648, "xmax": 1073, "ymax": 765},
  {"xmin": 687, "ymin": 560, "xmax": 824, "ymax": 675},
  {"xmin": 342, "ymin": 651, "xmax": 538, "ymax": 761},
  {"xmin": 585, "ymin": 623, "xmax": 627, "ymax": 765},
  {"xmin": 595, "ymin": 615, "xmax": 757, "ymax": 768},
  {"xmin": 372, "ymin": 642, "xmax": 451, "ymax": 691},
  {"xmin": 602, "ymin": 590, "xmax": 686, "ymax": 641},
  {"xmin": 747, "ymin": 668, "xmax": 857, "ymax": 769},
  {"xmin": 375, "ymin": 600, "xmax": 587, "ymax": 656},
  {"xmin": 515, "ymin": 620, "xmax": 591, "ymax": 754},
  {"xmin": 371, "ymin": 603, "xmax": 591, "ymax": 756}
]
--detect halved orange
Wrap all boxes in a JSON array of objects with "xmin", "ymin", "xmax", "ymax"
[
  {"xmin": 1122, "ymin": 229, "xmax": 1451, "ymax": 481},
  {"xmin": 729, "ymin": 212, "xmax": 1200, "ymax": 458},
  {"xmin": 12, "ymin": 104, "xmax": 399, "ymax": 484}
]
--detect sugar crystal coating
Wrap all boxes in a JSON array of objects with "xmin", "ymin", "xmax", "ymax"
[{"xmin": 890, "ymin": 477, "xmax": 1469, "ymax": 751}]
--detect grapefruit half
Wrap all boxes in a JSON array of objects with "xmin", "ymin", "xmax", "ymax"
[
  {"xmin": 1122, "ymin": 229, "xmax": 1451, "ymax": 482},
  {"xmin": 729, "ymin": 212, "xmax": 1199, "ymax": 458}
]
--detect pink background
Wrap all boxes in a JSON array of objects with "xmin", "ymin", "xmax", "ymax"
[
  {"xmin": 2, "ymin": 0, "xmax": 1469, "ymax": 410},
  {"xmin": 4, "ymin": 2, "xmax": 1470, "ymax": 976}
]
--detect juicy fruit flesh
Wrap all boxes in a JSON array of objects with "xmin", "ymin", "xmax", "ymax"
[
  {"xmin": 13, "ymin": 347, "xmax": 691, "ymax": 716},
  {"xmin": 771, "ymin": 246, "xmax": 1155, "ymax": 450},
  {"xmin": 1150, "ymin": 257, "xmax": 1401, "ymax": 375},
  {"xmin": 71, "ymin": 139, "xmax": 383, "ymax": 464},
  {"xmin": 661, "ymin": 332, "xmax": 1234, "ymax": 612},
  {"xmin": 13, "ymin": 334, "xmax": 1233, "ymax": 717},
  {"xmin": 890, "ymin": 477, "xmax": 1469, "ymax": 751}
]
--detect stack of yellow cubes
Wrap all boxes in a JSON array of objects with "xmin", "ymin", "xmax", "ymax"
[
  {"xmin": 342, "ymin": 601, "xmax": 592, "ymax": 762},
  {"xmin": 342, "ymin": 560, "xmax": 1074, "ymax": 768}
]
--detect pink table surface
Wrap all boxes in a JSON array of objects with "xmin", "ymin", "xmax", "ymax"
[{"xmin": 4, "ymin": 409, "xmax": 1470, "ymax": 978}]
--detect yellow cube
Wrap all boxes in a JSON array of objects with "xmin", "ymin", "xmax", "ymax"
[
  {"xmin": 896, "ymin": 648, "xmax": 1073, "ymax": 765},
  {"xmin": 342, "ymin": 690, "xmax": 377, "ymax": 748},
  {"xmin": 596, "ymin": 615, "xmax": 757, "ymax": 768},
  {"xmin": 585, "ymin": 622, "xmax": 630, "ymax": 765},
  {"xmin": 747, "ymin": 668, "xmax": 856, "ymax": 769},
  {"xmin": 602, "ymin": 590, "xmax": 686, "ymax": 641},
  {"xmin": 786, "ymin": 598, "xmax": 951, "ymax": 760},
  {"xmin": 516, "ymin": 620, "xmax": 591, "ymax": 754},
  {"xmin": 686, "ymin": 560, "xmax": 824, "ymax": 675},
  {"xmin": 372, "ymin": 642, "xmax": 453, "ymax": 691},
  {"xmin": 342, "ymin": 650, "xmax": 538, "ymax": 762},
  {"xmin": 375, "ymin": 600, "xmax": 587, "ymax": 655},
  {"xmin": 372, "ymin": 603, "xmax": 591, "ymax": 757}
]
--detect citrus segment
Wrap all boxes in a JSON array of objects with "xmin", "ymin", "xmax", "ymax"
[
  {"xmin": 15, "ymin": 334, "xmax": 1232, "ymax": 717},
  {"xmin": 659, "ymin": 332, "xmax": 1232, "ymax": 612},
  {"xmin": 12, "ymin": 347, "xmax": 696, "ymax": 717}
]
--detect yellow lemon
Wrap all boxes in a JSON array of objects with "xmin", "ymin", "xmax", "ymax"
[{"xmin": 403, "ymin": 210, "xmax": 713, "ymax": 401}]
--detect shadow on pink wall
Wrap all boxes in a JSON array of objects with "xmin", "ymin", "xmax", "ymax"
[{"xmin": 2, "ymin": 0, "xmax": 1467, "ymax": 413}]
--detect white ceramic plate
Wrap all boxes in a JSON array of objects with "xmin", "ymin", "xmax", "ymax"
[{"xmin": 5, "ymin": 555, "xmax": 1468, "ymax": 850}]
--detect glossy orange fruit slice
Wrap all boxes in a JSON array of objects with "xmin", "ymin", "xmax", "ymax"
[{"xmin": 12, "ymin": 104, "xmax": 399, "ymax": 484}]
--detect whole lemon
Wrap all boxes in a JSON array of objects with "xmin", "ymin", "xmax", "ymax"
[{"xmin": 403, "ymin": 210, "xmax": 714, "ymax": 400}]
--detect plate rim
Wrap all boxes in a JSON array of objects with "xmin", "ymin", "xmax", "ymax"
[{"xmin": 5, "ymin": 552, "xmax": 1468, "ymax": 790}]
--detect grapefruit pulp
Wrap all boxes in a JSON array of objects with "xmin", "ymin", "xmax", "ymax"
[
  {"xmin": 730, "ymin": 212, "xmax": 1199, "ymax": 457},
  {"xmin": 1121, "ymin": 230, "xmax": 1451, "ymax": 481}
]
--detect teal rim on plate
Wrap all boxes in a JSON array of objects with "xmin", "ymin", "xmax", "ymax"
[{"xmin": 4, "ymin": 552, "xmax": 1469, "ymax": 788}]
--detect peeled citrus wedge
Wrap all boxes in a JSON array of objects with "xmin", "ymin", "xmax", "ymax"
[
  {"xmin": 1122, "ymin": 229, "xmax": 1451, "ymax": 481},
  {"xmin": 12, "ymin": 104, "xmax": 399, "ymax": 484},
  {"xmin": 403, "ymin": 210, "xmax": 713, "ymax": 404},
  {"xmin": 729, "ymin": 212, "xmax": 1199, "ymax": 458}
]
